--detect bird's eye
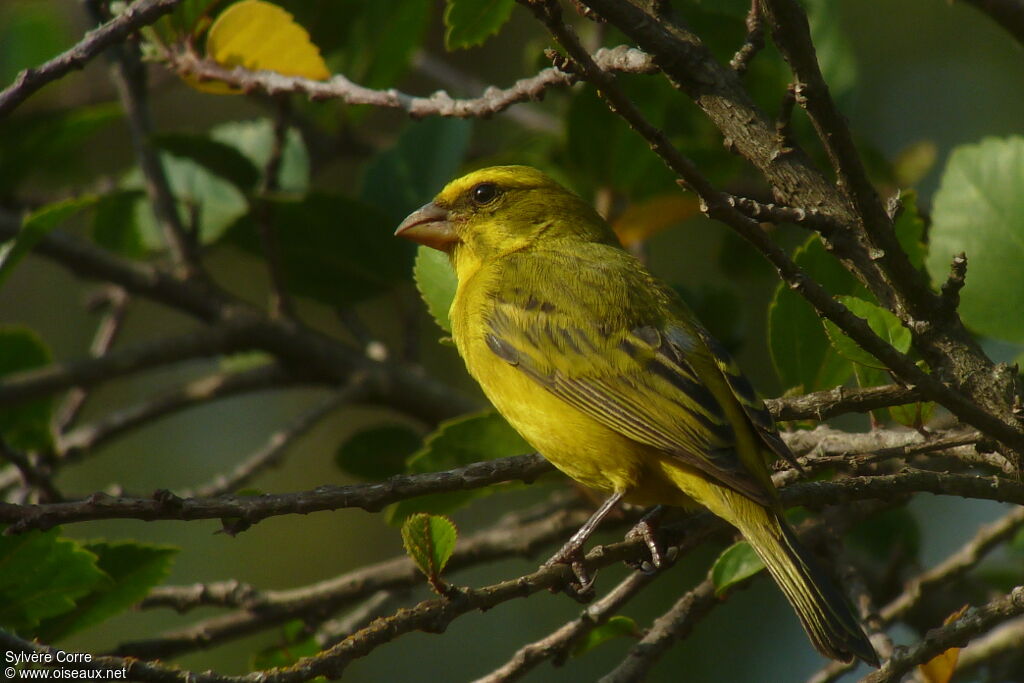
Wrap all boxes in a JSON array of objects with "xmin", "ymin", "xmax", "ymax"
[{"xmin": 471, "ymin": 182, "xmax": 499, "ymax": 205}]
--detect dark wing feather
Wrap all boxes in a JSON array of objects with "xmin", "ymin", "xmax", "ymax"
[{"xmin": 484, "ymin": 251, "xmax": 777, "ymax": 504}]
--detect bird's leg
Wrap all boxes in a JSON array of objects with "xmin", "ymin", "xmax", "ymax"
[
  {"xmin": 624, "ymin": 505, "xmax": 673, "ymax": 574},
  {"xmin": 543, "ymin": 491, "xmax": 623, "ymax": 595}
]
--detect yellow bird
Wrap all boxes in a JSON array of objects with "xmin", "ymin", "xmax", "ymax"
[{"xmin": 396, "ymin": 165, "xmax": 878, "ymax": 666}]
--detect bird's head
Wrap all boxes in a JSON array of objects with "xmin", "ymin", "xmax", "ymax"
[{"xmin": 395, "ymin": 166, "xmax": 617, "ymax": 260}]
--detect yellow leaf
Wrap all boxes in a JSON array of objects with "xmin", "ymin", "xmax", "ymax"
[
  {"xmin": 611, "ymin": 194, "xmax": 700, "ymax": 248},
  {"xmin": 188, "ymin": 0, "xmax": 330, "ymax": 94},
  {"xmin": 918, "ymin": 605, "xmax": 969, "ymax": 683}
]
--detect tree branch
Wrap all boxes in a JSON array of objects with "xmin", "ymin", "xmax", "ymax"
[
  {"xmin": 525, "ymin": 0, "xmax": 1024, "ymax": 453},
  {"xmin": 0, "ymin": 0, "xmax": 186, "ymax": 118},
  {"xmin": 0, "ymin": 215, "xmax": 479, "ymax": 425},
  {"xmin": 167, "ymin": 44, "xmax": 655, "ymax": 118},
  {"xmin": 598, "ymin": 576, "xmax": 719, "ymax": 683},
  {"xmin": 959, "ymin": 0, "xmax": 1024, "ymax": 46},
  {"xmin": 862, "ymin": 586, "xmax": 1024, "ymax": 683}
]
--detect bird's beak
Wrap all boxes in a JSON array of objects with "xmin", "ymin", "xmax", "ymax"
[{"xmin": 394, "ymin": 202, "xmax": 457, "ymax": 251}]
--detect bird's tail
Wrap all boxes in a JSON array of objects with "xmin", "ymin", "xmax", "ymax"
[{"xmin": 741, "ymin": 511, "xmax": 880, "ymax": 667}]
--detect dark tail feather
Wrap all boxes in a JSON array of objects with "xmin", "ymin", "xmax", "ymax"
[{"xmin": 757, "ymin": 514, "xmax": 880, "ymax": 667}]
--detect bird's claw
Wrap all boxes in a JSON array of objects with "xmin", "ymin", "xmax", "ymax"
[
  {"xmin": 542, "ymin": 548, "xmax": 596, "ymax": 601},
  {"xmin": 624, "ymin": 506, "xmax": 674, "ymax": 574}
]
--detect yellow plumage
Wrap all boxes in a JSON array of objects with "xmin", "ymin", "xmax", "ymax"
[{"xmin": 396, "ymin": 165, "xmax": 878, "ymax": 666}]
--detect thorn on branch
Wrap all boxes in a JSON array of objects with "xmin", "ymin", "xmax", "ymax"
[
  {"xmin": 774, "ymin": 83, "xmax": 798, "ymax": 158},
  {"xmin": 885, "ymin": 190, "xmax": 904, "ymax": 221},
  {"xmin": 544, "ymin": 48, "xmax": 576, "ymax": 75},
  {"xmin": 940, "ymin": 252, "xmax": 968, "ymax": 313},
  {"xmin": 730, "ymin": 0, "xmax": 765, "ymax": 74},
  {"xmin": 570, "ymin": 0, "xmax": 606, "ymax": 22}
]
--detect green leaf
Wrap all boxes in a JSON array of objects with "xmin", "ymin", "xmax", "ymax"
[
  {"xmin": 34, "ymin": 541, "xmax": 178, "ymax": 642},
  {"xmin": 1010, "ymin": 527, "xmax": 1024, "ymax": 555},
  {"xmin": 210, "ymin": 119, "xmax": 310, "ymax": 194},
  {"xmin": 711, "ymin": 541, "xmax": 765, "ymax": 596},
  {"xmin": 0, "ymin": 326, "xmax": 54, "ymax": 451},
  {"xmin": 571, "ymin": 616, "xmax": 638, "ymax": 657},
  {"xmin": 0, "ymin": 528, "xmax": 106, "ymax": 632},
  {"xmin": 252, "ymin": 619, "xmax": 324, "ymax": 677},
  {"xmin": 889, "ymin": 400, "xmax": 935, "ymax": 428},
  {"xmin": 823, "ymin": 295, "xmax": 911, "ymax": 370},
  {"xmin": 893, "ymin": 189, "xmax": 927, "ymax": 271},
  {"xmin": 225, "ymin": 193, "xmax": 412, "ymax": 307},
  {"xmin": 219, "ymin": 351, "xmax": 274, "ymax": 373},
  {"xmin": 92, "ymin": 190, "xmax": 146, "ymax": 258},
  {"xmin": 0, "ymin": 103, "xmax": 120, "ymax": 199},
  {"xmin": 927, "ymin": 136, "xmax": 1024, "ymax": 343},
  {"xmin": 155, "ymin": 133, "xmax": 263, "ymax": 193},
  {"xmin": 443, "ymin": 0, "xmax": 515, "ymax": 50},
  {"xmin": 124, "ymin": 153, "xmax": 248, "ymax": 248},
  {"xmin": 0, "ymin": 196, "xmax": 98, "ymax": 289},
  {"xmin": 335, "ymin": 425, "xmax": 422, "ymax": 480},
  {"xmin": 387, "ymin": 411, "xmax": 530, "ymax": 523},
  {"xmin": 401, "ymin": 513, "xmax": 458, "ymax": 592},
  {"xmin": 566, "ymin": 86, "xmax": 679, "ymax": 200},
  {"xmin": 768, "ymin": 236, "xmax": 856, "ymax": 392},
  {"xmin": 414, "ymin": 245, "xmax": 458, "ymax": 333},
  {"xmin": 361, "ymin": 117, "xmax": 472, "ymax": 222}
]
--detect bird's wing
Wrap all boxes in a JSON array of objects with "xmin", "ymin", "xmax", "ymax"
[{"xmin": 484, "ymin": 254, "xmax": 778, "ymax": 504}]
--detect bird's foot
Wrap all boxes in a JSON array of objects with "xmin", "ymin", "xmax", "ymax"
[
  {"xmin": 542, "ymin": 543, "xmax": 596, "ymax": 601},
  {"xmin": 624, "ymin": 506, "xmax": 675, "ymax": 574}
]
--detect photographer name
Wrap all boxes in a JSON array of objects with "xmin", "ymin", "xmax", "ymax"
[{"xmin": 5, "ymin": 652, "xmax": 92, "ymax": 665}]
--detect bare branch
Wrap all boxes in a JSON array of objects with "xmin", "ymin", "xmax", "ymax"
[
  {"xmin": 959, "ymin": 0, "xmax": 1024, "ymax": 46},
  {"xmin": 167, "ymin": 44, "xmax": 655, "ymax": 118},
  {"xmin": 475, "ymin": 570, "xmax": 654, "ymax": 682},
  {"xmin": 56, "ymin": 363, "xmax": 298, "ymax": 457},
  {"xmin": 862, "ymin": 586, "xmax": 1024, "ymax": 683},
  {"xmin": 255, "ymin": 98, "xmax": 297, "ymax": 319},
  {"xmin": 125, "ymin": 502, "xmax": 600, "ymax": 658},
  {"xmin": 524, "ymin": 0, "xmax": 1024, "ymax": 453},
  {"xmin": 53, "ymin": 286, "xmax": 130, "ymax": 432},
  {"xmin": 0, "ymin": 0, "xmax": 186, "ymax": 118},
  {"xmin": 0, "ymin": 453, "xmax": 554, "ymax": 533},
  {"xmin": 180, "ymin": 382, "xmax": 362, "ymax": 498},
  {"xmin": 955, "ymin": 614, "xmax": 1024, "ymax": 676},
  {"xmin": 880, "ymin": 504, "xmax": 1024, "ymax": 623},
  {"xmin": 765, "ymin": 384, "xmax": 922, "ymax": 422},
  {"xmin": 0, "ymin": 215, "xmax": 480, "ymax": 425},
  {"xmin": 598, "ymin": 576, "xmax": 719, "ymax": 683},
  {"xmin": 0, "ymin": 324, "xmax": 257, "ymax": 409},
  {"xmin": 86, "ymin": 0, "xmax": 200, "ymax": 277}
]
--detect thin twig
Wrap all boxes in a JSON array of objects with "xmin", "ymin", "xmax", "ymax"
[
  {"xmin": 729, "ymin": 0, "xmax": 765, "ymax": 74},
  {"xmin": 0, "ymin": 439, "xmax": 62, "ymax": 503},
  {"xmin": 54, "ymin": 363, "xmax": 298, "ymax": 458},
  {"xmin": 765, "ymin": 384, "xmax": 922, "ymax": 422},
  {"xmin": 86, "ymin": 0, "xmax": 201, "ymax": 277},
  {"xmin": 474, "ymin": 570, "xmax": 655, "ymax": 682},
  {"xmin": 862, "ymin": 586, "xmax": 1024, "ymax": 683},
  {"xmin": 0, "ymin": 324, "xmax": 260, "ymax": 409},
  {"xmin": 598, "ymin": 576, "xmax": 719, "ymax": 683},
  {"xmin": 0, "ymin": 214, "xmax": 480, "ymax": 425},
  {"xmin": 255, "ymin": 97, "xmax": 297, "ymax": 319},
  {"xmin": 880, "ymin": 505, "xmax": 1024, "ymax": 623},
  {"xmin": 181, "ymin": 381, "xmax": 363, "ymax": 498},
  {"xmin": 523, "ymin": 0, "xmax": 1024, "ymax": 454},
  {"xmin": 167, "ymin": 44, "xmax": 656, "ymax": 117},
  {"xmin": 53, "ymin": 286, "xmax": 129, "ymax": 433},
  {"xmin": 959, "ymin": 0, "xmax": 1024, "ymax": 46},
  {"xmin": 0, "ymin": 0, "xmax": 186, "ymax": 118}
]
